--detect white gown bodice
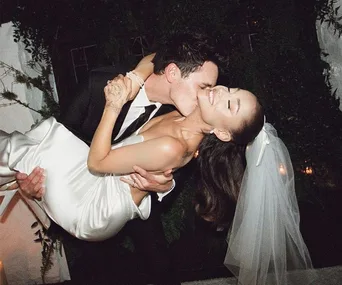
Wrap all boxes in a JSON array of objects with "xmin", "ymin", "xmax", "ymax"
[{"xmin": 4, "ymin": 117, "xmax": 151, "ymax": 241}]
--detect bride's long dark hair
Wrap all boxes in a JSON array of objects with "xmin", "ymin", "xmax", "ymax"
[{"xmin": 194, "ymin": 102, "xmax": 264, "ymax": 226}]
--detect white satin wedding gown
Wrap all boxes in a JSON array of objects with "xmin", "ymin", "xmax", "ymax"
[{"xmin": 0, "ymin": 117, "xmax": 151, "ymax": 241}]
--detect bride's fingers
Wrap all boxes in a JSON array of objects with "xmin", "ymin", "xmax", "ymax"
[
  {"xmin": 105, "ymin": 77, "xmax": 128, "ymax": 92},
  {"xmin": 106, "ymin": 74, "xmax": 124, "ymax": 87},
  {"xmin": 113, "ymin": 74, "xmax": 124, "ymax": 80},
  {"xmin": 109, "ymin": 74, "xmax": 124, "ymax": 84}
]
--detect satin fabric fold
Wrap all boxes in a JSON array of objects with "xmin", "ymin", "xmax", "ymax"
[{"xmin": 0, "ymin": 117, "xmax": 150, "ymax": 241}]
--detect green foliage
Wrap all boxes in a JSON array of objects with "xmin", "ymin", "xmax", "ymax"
[
  {"xmin": 0, "ymin": 61, "xmax": 60, "ymax": 119},
  {"xmin": 162, "ymin": 178, "xmax": 195, "ymax": 244},
  {"xmin": 12, "ymin": 20, "xmax": 51, "ymax": 64},
  {"xmin": 316, "ymin": 0, "xmax": 342, "ymax": 36}
]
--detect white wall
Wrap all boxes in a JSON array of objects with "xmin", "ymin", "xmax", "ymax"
[{"xmin": 0, "ymin": 22, "xmax": 69, "ymax": 285}]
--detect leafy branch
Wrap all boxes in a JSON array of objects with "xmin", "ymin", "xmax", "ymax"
[
  {"xmin": 316, "ymin": 0, "xmax": 342, "ymax": 36},
  {"xmin": 31, "ymin": 221, "xmax": 63, "ymax": 284},
  {"xmin": 0, "ymin": 61, "xmax": 59, "ymax": 118},
  {"xmin": 12, "ymin": 20, "xmax": 52, "ymax": 65}
]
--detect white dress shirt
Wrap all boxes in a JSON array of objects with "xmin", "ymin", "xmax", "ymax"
[
  {"xmin": 115, "ymin": 86, "xmax": 161, "ymax": 139},
  {"xmin": 115, "ymin": 86, "xmax": 174, "ymax": 201}
]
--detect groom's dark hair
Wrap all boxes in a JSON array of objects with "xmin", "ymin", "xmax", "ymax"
[{"xmin": 152, "ymin": 32, "xmax": 223, "ymax": 78}]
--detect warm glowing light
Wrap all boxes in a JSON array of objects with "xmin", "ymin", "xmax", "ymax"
[
  {"xmin": 279, "ymin": 164, "xmax": 286, "ymax": 175},
  {"xmin": 303, "ymin": 166, "xmax": 313, "ymax": 175}
]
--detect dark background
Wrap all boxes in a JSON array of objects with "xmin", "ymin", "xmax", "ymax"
[{"xmin": 1, "ymin": 0, "xmax": 342, "ymax": 283}]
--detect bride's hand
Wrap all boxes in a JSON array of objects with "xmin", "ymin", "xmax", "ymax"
[{"xmin": 104, "ymin": 74, "xmax": 132, "ymax": 109}]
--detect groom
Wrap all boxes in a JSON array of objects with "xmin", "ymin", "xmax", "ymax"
[{"xmin": 16, "ymin": 32, "xmax": 220, "ymax": 284}]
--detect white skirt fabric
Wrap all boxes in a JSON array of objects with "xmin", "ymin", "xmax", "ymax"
[{"xmin": 0, "ymin": 117, "xmax": 151, "ymax": 241}]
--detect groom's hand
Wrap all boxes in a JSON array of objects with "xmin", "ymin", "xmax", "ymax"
[
  {"xmin": 120, "ymin": 165, "xmax": 173, "ymax": 193},
  {"xmin": 16, "ymin": 167, "xmax": 46, "ymax": 199}
]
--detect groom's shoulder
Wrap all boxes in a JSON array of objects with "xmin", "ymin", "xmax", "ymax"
[
  {"xmin": 87, "ymin": 62, "xmax": 135, "ymax": 93},
  {"xmin": 90, "ymin": 61, "xmax": 136, "ymax": 78}
]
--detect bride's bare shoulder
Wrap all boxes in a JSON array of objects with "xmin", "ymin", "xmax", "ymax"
[
  {"xmin": 154, "ymin": 136, "xmax": 187, "ymax": 166},
  {"xmin": 158, "ymin": 136, "xmax": 186, "ymax": 154}
]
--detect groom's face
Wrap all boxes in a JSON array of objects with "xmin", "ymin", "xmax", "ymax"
[{"xmin": 169, "ymin": 61, "xmax": 218, "ymax": 116}]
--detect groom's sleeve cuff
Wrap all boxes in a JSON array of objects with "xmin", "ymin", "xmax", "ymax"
[{"xmin": 156, "ymin": 179, "xmax": 175, "ymax": 202}]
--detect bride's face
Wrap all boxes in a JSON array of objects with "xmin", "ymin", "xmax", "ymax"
[{"xmin": 197, "ymin": 86, "xmax": 259, "ymax": 141}]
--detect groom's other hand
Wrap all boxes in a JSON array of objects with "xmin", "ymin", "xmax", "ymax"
[
  {"xmin": 16, "ymin": 167, "xmax": 46, "ymax": 199},
  {"xmin": 120, "ymin": 165, "xmax": 173, "ymax": 193}
]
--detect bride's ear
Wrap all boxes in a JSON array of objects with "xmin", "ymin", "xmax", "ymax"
[{"xmin": 213, "ymin": 129, "xmax": 232, "ymax": 142}]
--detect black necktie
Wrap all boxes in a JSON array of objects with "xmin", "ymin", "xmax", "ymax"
[
  {"xmin": 111, "ymin": 100, "xmax": 133, "ymax": 142},
  {"xmin": 112, "ymin": 104, "xmax": 157, "ymax": 144}
]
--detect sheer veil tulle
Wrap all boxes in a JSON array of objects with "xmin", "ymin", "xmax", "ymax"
[{"xmin": 224, "ymin": 123, "xmax": 316, "ymax": 285}]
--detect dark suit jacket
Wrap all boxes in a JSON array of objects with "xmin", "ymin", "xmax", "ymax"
[
  {"xmin": 58, "ymin": 65, "xmax": 192, "ymax": 284},
  {"xmin": 60, "ymin": 64, "xmax": 133, "ymax": 143}
]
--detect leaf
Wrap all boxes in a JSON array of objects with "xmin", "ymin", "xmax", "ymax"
[
  {"xmin": 1, "ymin": 91, "xmax": 18, "ymax": 100},
  {"xmin": 15, "ymin": 74, "xmax": 28, "ymax": 84},
  {"xmin": 335, "ymin": 6, "xmax": 340, "ymax": 14}
]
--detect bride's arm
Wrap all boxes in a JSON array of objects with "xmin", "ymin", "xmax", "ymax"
[
  {"xmin": 88, "ymin": 135, "xmax": 185, "ymax": 175},
  {"xmin": 126, "ymin": 53, "xmax": 155, "ymax": 100},
  {"xmin": 134, "ymin": 53, "xmax": 155, "ymax": 79}
]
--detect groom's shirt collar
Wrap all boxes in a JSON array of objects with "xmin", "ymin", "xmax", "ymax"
[{"xmin": 131, "ymin": 86, "xmax": 161, "ymax": 109}]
